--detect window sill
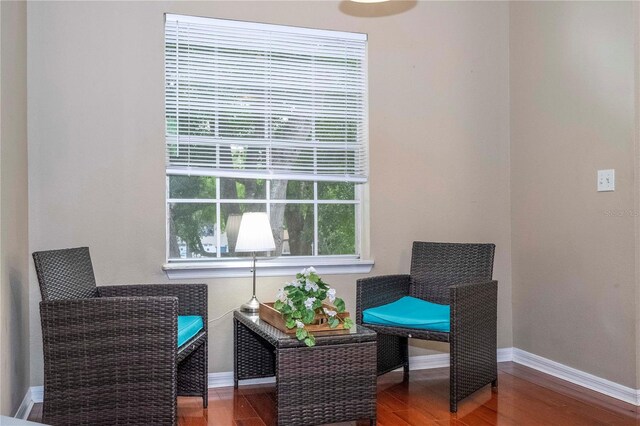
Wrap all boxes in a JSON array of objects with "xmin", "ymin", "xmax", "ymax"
[{"xmin": 163, "ymin": 258, "xmax": 374, "ymax": 279}]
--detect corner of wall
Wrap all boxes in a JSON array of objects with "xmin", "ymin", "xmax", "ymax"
[
  {"xmin": 0, "ymin": 0, "xmax": 30, "ymax": 417},
  {"xmin": 633, "ymin": 0, "xmax": 640, "ymax": 391}
]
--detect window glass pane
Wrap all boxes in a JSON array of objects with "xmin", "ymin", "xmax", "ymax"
[
  {"xmin": 169, "ymin": 176, "xmax": 216, "ymax": 199},
  {"xmin": 168, "ymin": 203, "xmax": 217, "ymax": 259},
  {"xmin": 220, "ymin": 178, "xmax": 266, "ymax": 200},
  {"xmin": 220, "ymin": 203, "xmax": 267, "ymax": 257},
  {"xmin": 318, "ymin": 182, "xmax": 355, "ymax": 200},
  {"xmin": 318, "ymin": 204, "xmax": 356, "ymax": 255},
  {"xmin": 167, "ymin": 176, "xmax": 360, "ymax": 261},
  {"xmin": 281, "ymin": 204, "xmax": 314, "ymax": 256},
  {"xmin": 270, "ymin": 180, "xmax": 313, "ymax": 200}
]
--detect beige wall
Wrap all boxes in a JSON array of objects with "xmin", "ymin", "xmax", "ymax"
[
  {"xmin": 0, "ymin": 0, "xmax": 29, "ymax": 416},
  {"xmin": 27, "ymin": 1, "xmax": 512, "ymax": 384},
  {"xmin": 636, "ymin": 3, "xmax": 640, "ymax": 392},
  {"xmin": 510, "ymin": 2, "xmax": 638, "ymax": 387}
]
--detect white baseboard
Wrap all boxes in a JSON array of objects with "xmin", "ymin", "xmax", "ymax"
[
  {"xmin": 393, "ymin": 347, "xmax": 514, "ymax": 371},
  {"xmin": 208, "ymin": 372, "xmax": 275, "ymax": 388},
  {"xmin": 404, "ymin": 352, "xmax": 451, "ymax": 370},
  {"xmin": 223, "ymin": 347, "xmax": 514, "ymax": 388},
  {"xmin": 29, "ymin": 387, "xmax": 43, "ymax": 404},
  {"xmin": 498, "ymin": 347, "xmax": 514, "ymax": 362},
  {"xmin": 14, "ymin": 388, "xmax": 35, "ymax": 420},
  {"xmin": 17, "ymin": 345, "xmax": 640, "ymax": 421},
  {"xmin": 512, "ymin": 348, "xmax": 640, "ymax": 406}
]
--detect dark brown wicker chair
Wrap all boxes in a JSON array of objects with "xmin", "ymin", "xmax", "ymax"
[
  {"xmin": 33, "ymin": 247, "xmax": 208, "ymax": 426},
  {"xmin": 356, "ymin": 242, "xmax": 497, "ymax": 412}
]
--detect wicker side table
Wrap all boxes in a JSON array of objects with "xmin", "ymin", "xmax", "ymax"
[{"xmin": 234, "ymin": 310, "xmax": 377, "ymax": 425}]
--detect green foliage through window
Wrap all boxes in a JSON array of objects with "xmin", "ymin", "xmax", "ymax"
[{"xmin": 167, "ymin": 176, "xmax": 358, "ymax": 260}]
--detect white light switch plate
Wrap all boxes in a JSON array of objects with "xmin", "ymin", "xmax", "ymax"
[{"xmin": 598, "ymin": 169, "xmax": 615, "ymax": 192}]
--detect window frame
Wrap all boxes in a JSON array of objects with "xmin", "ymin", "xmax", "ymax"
[
  {"xmin": 164, "ymin": 176, "xmax": 372, "ymax": 278},
  {"xmin": 163, "ymin": 15, "xmax": 373, "ymax": 278}
]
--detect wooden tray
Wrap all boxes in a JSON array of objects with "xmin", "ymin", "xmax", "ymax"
[{"xmin": 259, "ymin": 302, "xmax": 350, "ymax": 334}]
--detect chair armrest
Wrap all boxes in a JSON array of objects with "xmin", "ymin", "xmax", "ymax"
[
  {"xmin": 449, "ymin": 280, "xmax": 498, "ymax": 332},
  {"xmin": 40, "ymin": 296, "xmax": 178, "ymax": 352},
  {"xmin": 39, "ymin": 297, "xmax": 178, "ymax": 413},
  {"xmin": 98, "ymin": 284, "xmax": 208, "ymax": 330},
  {"xmin": 356, "ymin": 274, "xmax": 410, "ymax": 324}
]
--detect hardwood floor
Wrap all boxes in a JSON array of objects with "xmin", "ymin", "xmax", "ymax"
[{"xmin": 28, "ymin": 362, "xmax": 640, "ymax": 425}]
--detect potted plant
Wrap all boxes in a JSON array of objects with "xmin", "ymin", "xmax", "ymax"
[{"xmin": 273, "ymin": 267, "xmax": 354, "ymax": 347}]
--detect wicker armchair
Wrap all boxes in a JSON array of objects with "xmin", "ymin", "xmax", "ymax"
[
  {"xmin": 356, "ymin": 242, "xmax": 497, "ymax": 412},
  {"xmin": 33, "ymin": 247, "xmax": 208, "ymax": 426}
]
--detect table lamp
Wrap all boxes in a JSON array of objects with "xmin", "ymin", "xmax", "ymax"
[
  {"xmin": 235, "ymin": 212, "xmax": 276, "ymax": 313},
  {"xmin": 225, "ymin": 213, "xmax": 243, "ymax": 253}
]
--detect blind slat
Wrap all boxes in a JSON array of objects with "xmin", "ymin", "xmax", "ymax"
[{"xmin": 165, "ymin": 14, "xmax": 368, "ymax": 182}]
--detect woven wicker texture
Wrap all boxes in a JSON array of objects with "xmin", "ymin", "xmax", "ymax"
[
  {"xmin": 98, "ymin": 284, "xmax": 209, "ymax": 398},
  {"xmin": 410, "ymin": 242, "xmax": 495, "ymax": 304},
  {"xmin": 33, "ymin": 247, "xmax": 209, "ymax": 425},
  {"xmin": 33, "ymin": 247, "xmax": 98, "ymax": 301},
  {"xmin": 234, "ymin": 311, "xmax": 377, "ymax": 425},
  {"xmin": 356, "ymin": 241, "xmax": 497, "ymax": 413},
  {"xmin": 372, "ymin": 334, "xmax": 408, "ymax": 376},
  {"xmin": 234, "ymin": 319, "xmax": 276, "ymax": 383},
  {"xmin": 40, "ymin": 297, "xmax": 177, "ymax": 425}
]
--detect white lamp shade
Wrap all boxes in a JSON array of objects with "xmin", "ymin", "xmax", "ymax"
[
  {"xmin": 235, "ymin": 212, "xmax": 276, "ymax": 252},
  {"xmin": 225, "ymin": 214, "xmax": 243, "ymax": 252}
]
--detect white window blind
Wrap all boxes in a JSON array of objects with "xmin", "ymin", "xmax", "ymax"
[{"xmin": 165, "ymin": 14, "xmax": 368, "ymax": 183}]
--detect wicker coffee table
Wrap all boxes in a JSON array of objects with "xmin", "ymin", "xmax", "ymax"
[{"xmin": 234, "ymin": 310, "xmax": 377, "ymax": 425}]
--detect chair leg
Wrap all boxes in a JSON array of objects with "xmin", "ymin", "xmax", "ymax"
[
  {"xmin": 375, "ymin": 334, "xmax": 407, "ymax": 375},
  {"xmin": 202, "ymin": 340, "xmax": 209, "ymax": 408},
  {"xmin": 177, "ymin": 343, "xmax": 208, "ymax": 407},
  {"xmin": 402, "ymin": 336, "xmax": 410, "ymax": 380},
  {"xmin": 202, "ymin": 376, "xmax": 208, "ymax": 408},
  {"xmin": 492, "ymin": 378, "xmax": 498, "ymax": 388},
  {"xmin": 450, "ymin": 401, "xmax": 457, "ymax": 413}
]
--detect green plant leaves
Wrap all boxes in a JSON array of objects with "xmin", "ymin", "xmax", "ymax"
[
  {"xmin": 296, "ymin": 328, "xmax": 308, "ymax": 340},
  {"xmin": 343, "ymin": 318, "xmax": 354, "ymax": 329},
  {"xmin": 303, "ymin": 309, "xmax": 315, "ymax": 324},
  {"xmin": 304, "ymin": 335, "xmax": 316, "ymax": 347},
  {"xmin": 273, "ymin": 268, "xmax": 354, "ymax": 347}
]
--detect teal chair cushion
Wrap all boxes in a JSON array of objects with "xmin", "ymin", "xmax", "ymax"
[
  {"xmin": 362, "ymin": 296, "xmax": 450, "ymax": 332},
  {"xmin": 178, "ymin": 315, "xmax": 204, "ymax": 347}
]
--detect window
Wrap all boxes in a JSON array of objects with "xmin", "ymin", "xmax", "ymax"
[{"xmin": 164, "ymin": 14, "xmax": 370, "ymax": 276}]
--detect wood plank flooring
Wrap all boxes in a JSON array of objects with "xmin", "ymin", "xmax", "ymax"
[{"xmin": 28, "ymin": 362, "xmax": 640, "ymax": 425}]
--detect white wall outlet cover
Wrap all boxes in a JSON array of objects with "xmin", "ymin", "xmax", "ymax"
[{"xmin": 597, "ymin": 169, "xmax": 615, "ymax": 192}]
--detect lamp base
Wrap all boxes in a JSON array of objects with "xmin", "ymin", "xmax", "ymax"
[{"xmin": 241, "ymin": 295, "xmax": 261, "ymax": 313}]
